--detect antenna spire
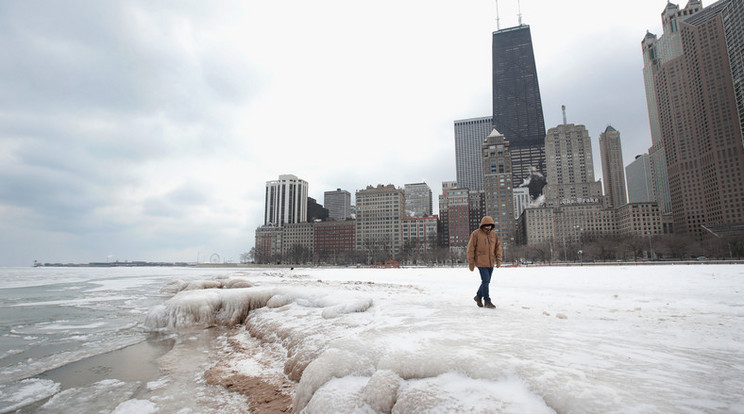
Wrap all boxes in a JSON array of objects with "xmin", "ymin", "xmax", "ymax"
[
  {"xmin": 562, "ymin": 105, "xmax": 567, "ymax": 125},
  {"xmin": 517, "ymin": 0, "xmax": 522, "ymax": 25},
  {"xmin": 495, "ymin": 0, "xmax": 500, "ymax": 30}
]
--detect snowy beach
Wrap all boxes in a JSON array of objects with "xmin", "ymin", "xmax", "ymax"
[{"xmin": 1, "ymin": 264, "xmax": 743, "ymax": 413}]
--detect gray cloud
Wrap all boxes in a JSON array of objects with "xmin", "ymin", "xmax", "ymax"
[{"xmin": 0, "ymin": 1, "xmax": 268, "ymax": 265}]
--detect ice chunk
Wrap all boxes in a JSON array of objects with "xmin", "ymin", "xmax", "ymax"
[
  {"xmin": 111, "ymin": 399, "xmax": 157, "ymax": 414},
  {"xmin": 0, "ymin": 378, "xmax": 60, "ymax": 413},
  {"xmin": 37, "ymin": 379, "xmax": 140, "ymax": 414}
]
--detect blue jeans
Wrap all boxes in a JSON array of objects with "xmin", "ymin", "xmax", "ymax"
[{"xmin": 476, "ymin": 267, "xmax": 493, "ymax": 302}]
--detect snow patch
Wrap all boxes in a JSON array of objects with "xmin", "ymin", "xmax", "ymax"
[
  {"xmin": 394, "ymin": 373, "xmax": 554, "ymax": 413},
  {"xmin": 111, "ymin": 399, "xmax": 157, "ymax": 414}
]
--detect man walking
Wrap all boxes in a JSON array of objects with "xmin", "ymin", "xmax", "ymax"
[{"xmin": 467, "ymin": 216, "xmax": 502, "ymax": 309}]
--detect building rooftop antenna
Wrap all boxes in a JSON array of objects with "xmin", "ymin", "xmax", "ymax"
[
  {"xmin": 517, "ymin": 0, "xmax": 523, "ymax": 25},
  {"xmin": 562, "ymin": 105, "xmax": 567, "ymax": 125},
  {"xmin": 495, "ymin": 0, "xmax": 501, "ymax": 30}
]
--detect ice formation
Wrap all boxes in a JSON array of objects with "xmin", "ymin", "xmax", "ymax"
[
  {"xmin": 0, "ymin": 378, "xmax": 60, "ymax": 414},
  {"xmin": 145, "ymin": 287, "xmax": 277, "ymax": 329}
]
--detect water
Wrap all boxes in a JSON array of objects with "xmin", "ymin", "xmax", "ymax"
[{"xmin": 0, "ymin": 266, "xmax": 246, "ymax": 413}]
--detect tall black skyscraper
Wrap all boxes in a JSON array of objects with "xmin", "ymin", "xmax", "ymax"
[{"xmin": 492, "ymin": 25, "xmax": 546, "ymax": 199}]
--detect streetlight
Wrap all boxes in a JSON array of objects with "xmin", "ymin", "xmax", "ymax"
[
  {"xmin": 574, "ymin": 225, "xmax": 583, "ymax": 265},
  {"xmin": 646, "ymin": 231, "xmax": 654, "ymax": 260}
]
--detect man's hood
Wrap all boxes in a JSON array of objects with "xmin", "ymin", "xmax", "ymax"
[{"xmin": 479, "ymin": 216, "xmax": 495, "ymax": 228}]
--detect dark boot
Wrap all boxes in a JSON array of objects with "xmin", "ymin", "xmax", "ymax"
[
  {"xmin": 484, "ymin": 301, "xmax": 495, "ymax": 309},
  {"xmin": 474, "ymin": 296, "xmax": 483, "ymax": 307}
]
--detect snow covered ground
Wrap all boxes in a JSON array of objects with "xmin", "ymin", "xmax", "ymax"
[{"xmin": 145, "ymin": 264, "xmax": 744, "ymax": 413}]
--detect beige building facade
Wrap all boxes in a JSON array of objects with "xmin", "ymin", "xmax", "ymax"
[
  {"xmin": 543, "ymin": 122, "xmax": 603, "ymax": 206},
  {"xmin": 355, "ymin": 184, "xmax": 405, "ymax": 259}
]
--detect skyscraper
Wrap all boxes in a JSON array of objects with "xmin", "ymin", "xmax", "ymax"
[
  {"xmin": 626, "ymin": 154, "xmax": 655, "ymax": 203},
  {"xmin": 599, "ymin": 126, "xmax": 627, "ymax": 208},
  {"xmin": 324, "ymin": 188, "xmax": 351, "ymax": 221},
  {"xmin": 481, "ymin": 128, "xmax": 514, "ymax": 245},
  {"xmin": 264, "ymin": 174, "xmax": 308, "ymax": 227},
  {"xmin": 645, "ymin": 0, "xmax": 744, "ymax": 235},
  {"xmin": 492, "ymin": 25, "xmax": 547, "ymax": 198},
  {"xmin": 721, "ymin": 0, "xmax": 743, "ymax": 144},
  {"xmin": 642, "ymin": 1, "xmax": 703, "ymax": 216},
  {"xmin": 454, "ymin": 116, "xmax": 492, "ymax": 192},
  {"xmin": 543, "ymin": 122, "xmax": 602, "ymax": 205}
]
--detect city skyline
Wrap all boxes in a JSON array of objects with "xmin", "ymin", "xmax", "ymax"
[{"xmin": 0, "ymin": 1, "xmax": 693, "ymax": 266}]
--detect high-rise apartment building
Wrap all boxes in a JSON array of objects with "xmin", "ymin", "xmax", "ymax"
[
  {"xmin": 401, "ymin": 216, "xmax": 438, "ymax": 256},
  {"xmin": 543, "ymin": 122, "xmax": 603, "ymax": 205},
  {"xmin": 264, "ymin": 174, "xmax": 308, "ymax": 227},
  {"xmin": 645, "ymin": 0, "xmax": 744, "ymax": 235},
  {"xmin": 404, "ymin": 183, "xmax": 433, "ymax": 217},
  {"xmin": 454, "ymin": 116, "xmax": 492, "ymax": 192},
  {"xmin": 626, "ymin": 154, "xmax": 655, "ymax": 203},
  {"xmin": 492, "ymin": 25, "xmax": 547, "ymax": 198},
  {"xmin": 599, "ymin": 126, "xmax": 627, "ymax": 208},
  {"xmin": 324, "ymin": 188, "xmax": 351, "ymax": 221},
  {"xmin": 482, "ymin": 128, "xmax": 514, "ymax": 245},
  {"xmin": 438, "ymin": 181, "xmax": 456, "ymax": 246},
  {"xmin": 440, "ymin": 187, "xmax": 470, "ymax": 248},
  {"xmin": 513, "ymin": 187, "xmax": 530, "ymax": 219},
  {"xmin": 355, "ymin": 184, "xmax": 405, "ymax": 259}
]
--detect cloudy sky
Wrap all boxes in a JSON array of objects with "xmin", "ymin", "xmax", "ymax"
[{"xmin": 1, "ymin": 0, "xmax": 675, "ymax": 266}]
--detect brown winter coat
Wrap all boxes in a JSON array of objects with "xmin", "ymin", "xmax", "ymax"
[{"xmin": 467, "ymin": 216, "xmax": 503, "ymax": 270}]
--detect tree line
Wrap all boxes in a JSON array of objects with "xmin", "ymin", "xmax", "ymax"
[{"xmin": 244, "ymin": 232, "xmax": 743, "ymax": 266}]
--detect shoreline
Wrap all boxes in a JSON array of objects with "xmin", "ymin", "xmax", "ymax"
[
  {"xmin": 37, "ymin": 335, "xmax": 175, "ymax": 390},
  {"xmin": 27, "ymin": 259, "xmax": 744, "ymax": 269},
  {"xmin": 15, "ymin": 335, "xmax": 175, "ymax": 412}
]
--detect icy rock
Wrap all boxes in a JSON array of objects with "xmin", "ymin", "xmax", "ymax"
[
  {"xmin": 144, "ymin": 288, "xmax": 275, "ymax": 329},
  {"xmin": 159, "ymin": 279, "xmax": 187, "ymax": 294},
  {"xmin": 302, "ymin": 376, "xmax": 372, "ymax": 414},
  {"xmin": 362, "ymin": 369, "xmax": 402, "ymax": 413},
  {"xmin": 321, "ymin": 298, "xmax": 373, "ymax": 319},
  {"xmin": 295, "ymin": 348, "xmax": 375, "ymax": 410},
  {"xmin": 223, "ymin": 278, "xmax": 254, "ymax": 289},
  {"xmin": 182, "ymin": 280, "xmax": 222, "ymax": 291}
]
